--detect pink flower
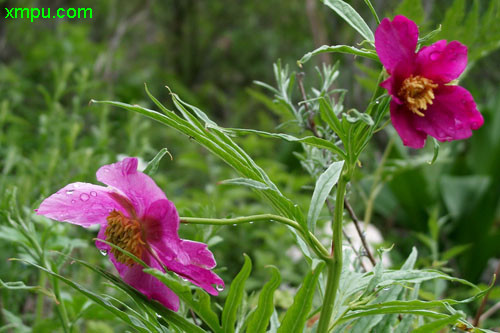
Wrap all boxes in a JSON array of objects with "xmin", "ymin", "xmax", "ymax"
[
  {"xmin": 36, "ymin": 157, "xmax": 223, "ymax": 311},
  {"xmin": 375, "ymin": 15, "xmax": 484, "ymax": 148}
]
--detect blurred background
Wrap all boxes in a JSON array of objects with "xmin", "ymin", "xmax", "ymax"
[{"xmin": 1, "ymin": 0, "xmax": 499, "ymax": 331}]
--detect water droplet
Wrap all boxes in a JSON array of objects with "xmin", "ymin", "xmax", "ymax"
[
  {"xmin": 249, "ymin": 221, "xmax": 254, "ymax": 224},
  {"xmin": 430, "ymin": 51, "xmax": 440, "ymax": 61},
  {"xmin": 66, "ymin": 190, "xmax": 74, "ymax": 195},
  {"xmin": 375, "ymin": 100, "xmax": 380, "ymax": 104},
  {"xmin": 232, "ymin": 224, "xmax": 237, "ymax": 227},
  {"xmin": 71, "ymin": 199, "xmax": 76, "ymax": 204},
  {"xmin": 80, "ymin": 193, "xmax": 90, "ymax": 201},
  {"xmin": 181, "ymin": 277, "xmax": 188, "ymax": 282},
  {"xmin": 99, "ymin": 249, "xmax": 108, "ymax": 256},
  {"xmin": 90, "ymin": 191, "xmax": 97, "ymax": 197},
  {"xmin": 216, "ymin": 284, "xmax": 224, "ymax": 292},
  {"xmin": 383, "ymin": 287, "xmax": 390, "ymax": 291}
]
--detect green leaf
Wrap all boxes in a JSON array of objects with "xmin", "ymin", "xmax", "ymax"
[
  {"xmin": 15, "ymin": 259, "xmax": 156, "ymax": 333},
  {"xmin": 144, "ymin": 148, "xmax": 172, "ymax": 176},
  {"xmin": 218, "ymin": 178, "xmax": 270, "ymax": 191},
  {"xmin": 277, "ymin": 262, "xmax": 325, "ymax": 333},
  {"xmin": 145, "ymin": 269, "xmax": 223, "ymax": 333},
  {"xmin": 428, "ymin": 138, "xmax": 439, "ymax": 165},
  {"xmin": 299, "ymin": 45, "xmax": 378, "ymax": 66},
  {"xmin": 222, "ymin": 254, "xmax": 252, "ymax": 333},
  {"xmin": 228, "ymin": 127, "xmax": 346, "ymax": 159},
  {"xmin": 321, "ymin": 0, "xmax": 375, "ymax": 42},
  {"xmin": 418, "ymin": 25, "xmax": 442, "ymax": 44},
  {"xmin": 307, "ymin": 160, "xmax": 345, "ymax": 231},
  {"xmin": 412, "ymin": 313, "xmax": 462, "ymax": 333},
  {"xmin": 246, "ymin": 266, "xmax": 282, "ymax": 333},
  {"xmin": 344, "ymin": 109, "xmax": 374, "ymax": 126}
]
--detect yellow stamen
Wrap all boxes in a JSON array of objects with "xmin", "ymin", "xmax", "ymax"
[
  {"xmin": 105, "ymin": 210, "xmax": 145, "ymax": 266},
  {"xmin": 399, "ymin": 75, "xmax": 438, "ymax": 117}
]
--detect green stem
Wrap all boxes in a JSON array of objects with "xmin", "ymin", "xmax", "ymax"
[
  {"xmin": 317, "ymin": 176, "xmax": 348, "ymax": 333},
  {"xmin": 181, "ymin": 214, "xmax": 330, "ymax": 260}
]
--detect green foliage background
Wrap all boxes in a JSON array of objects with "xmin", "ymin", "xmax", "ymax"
[{"xmin": 0, "ymin": 0, "xmax": 499, "ymax": 331}]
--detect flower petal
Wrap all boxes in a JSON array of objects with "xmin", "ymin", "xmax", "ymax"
[
  {"xmin": 36, "ymin": 183, "xmax": 124, "ymax": 227},
  {"xmin": 180, "ymin": 240, "xmax": 217, "ymax": 269},
  {"xmin": 375, "ymin": 15, "xmax": 418, "ymax": 74},
  {"xmin": 152, "ymin": 240, "xmax": 224, "ymax": 296},
  {"xmin": 96, "ymin": 158, "xmax": 168, "ymax": 218},
  {"xmin": 109, "ymin": 252, "xmax": 180, "ymax": 311},
  {"xmin": 413, "ymin": 85, "xmax": 483, "ymax": 142},
  {"xmin": 390, "ymin": 101, "xmax": 427, "ymax": 149},
  {"xmin": 380, "ymin": 62, "xmax": 415, "ymax": 104},
  {"xmin": 416, "ymin": 40, "xmax": 468, "ymax": 83},
  {"xmin": 142, "ymin": 199, "xmax": 180, "ymax": 241}
]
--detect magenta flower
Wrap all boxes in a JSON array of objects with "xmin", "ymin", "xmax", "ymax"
[
  {"xmin": 375, "ymin": 15, "xmax": 483, "ymax": 148},
  {"xmin": 36, "ymin": 157, "xmax": 223, "ymax": 311}
]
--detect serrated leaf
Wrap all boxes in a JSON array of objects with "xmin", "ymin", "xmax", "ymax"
[
  {"xmin": 307, "ymin": 161, "xmax": 345, "ymax": 231},
  {"xmin": 246, "ymin": 266, "xmax": 281, "ymax": 333},
  {"xmin": 222, "ymin": 254, "xmax": 252, "ymax": 333},
  {"xmin": 277, "ymin": 262, "xmax": 325, "ymax": 333},
  {"xmin": 321, "ymin": 0, "xmax": 375, "ymax": 42},
  {"xmin": 299, "ymin": 45, "xmax": 378, "ymax": 65}
]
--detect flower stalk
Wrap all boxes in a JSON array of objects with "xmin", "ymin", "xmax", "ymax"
[
  {"xmin": 181, "ymin": 214, "xmax": 331, "ymax": 260},
  {"xmin": 317, "ymin": 171, "xmax": 348, "ymax": 333}
]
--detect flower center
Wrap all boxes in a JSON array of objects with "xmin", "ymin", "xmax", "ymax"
[
  {"xmin": 105, "ymin": 210, "xmax": 146, "ymax": 266},
  {"xmin": 398, "ymin": 75, "xmax": 438, "ymax": 117}
]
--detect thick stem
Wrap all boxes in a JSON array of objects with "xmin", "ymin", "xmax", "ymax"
[
  {"xmin": 317, "ymin": 177, "xmax": 347, "ymax": 332},
  {"xmin": 181, "ymin": 214, "xmax": 330, "ymax": 260}
]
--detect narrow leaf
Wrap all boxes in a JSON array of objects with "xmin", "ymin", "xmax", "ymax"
[
  {"xmin": 277, "ymin": 262, "xmax": 325, "ymax": 333},
  {"xmin": 222, "ymin": 254, "xmax": 252, "ymax": 333},
  {"xmin": 307, "ymin": 161, "xmax": 345, "ymax": 231},
  {"xmin": 412, "ymin": 313, "xmax": 462, "ymax": 333},
  {"xmin": 219, "ymin": 178, "xmax": 270, "ymax": 191},
  {"xmin": 144, "ymin": 148, "xmax": 172, "ymax": 176},
  {"xmin": 322, "ymin": 0, "xmax": 375, "ymax": 41},
  {"xmin": 299, "ymin": 45, "xmax": 378, "ymax": 65},
  {"xmin": 246, "ymin": 266, "xmax": 282, "ymax": 333},
  {"xmin": 228, "ymin": 127, "xmax": 346, "ymax": 159},
  {"xmin": 145, "ymin": 268, "xmax": 223, "ymax": 333}
]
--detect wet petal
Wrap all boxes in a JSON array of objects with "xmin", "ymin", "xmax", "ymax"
[
  {"xmin": 416, "ymin": 40, "xmax": 468, "ymax": 83},
  {"xmin": 375, "ymin": 15, "xmax": 418, "ymax": 74},
  {"xmin": 414, "ymin": 85, "xmax": 483, "ymax": 142},
  {"xmin": 390, "ymin": 101, "xmax": 427, "ymax": 149},
  {"xmin": 109, "ymin": 252, "xmax": 180, "ymax": 311},
  {"xmin": 36, "ymin": 183, "xmax": 124, "ymax": 227},
  {"xmin": 96, "ymin": 158, "xmax": 168, "ymax": 218},
  {"xmin": 152, "ymin": 241, "xmax": 224, "ymax": 296},
  {"xmin": 180, "ymin": 240, "xmax": 217, "ymax": 269}
]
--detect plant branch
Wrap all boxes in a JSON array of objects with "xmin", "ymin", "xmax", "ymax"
[
  {"xmin": 181, "ymin": 214, "xmax": 330, "ymax": 260},
  {"xmin": 344, "ymin": 199, "xmax": 376, "ymax": 266},
  {"xmin": 317, "ymin": 175, "xmax": 348, "ymax": 332},
  {"xmin": 474, "ymin": 259, "xmax": 500, "ymax": 326}
]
